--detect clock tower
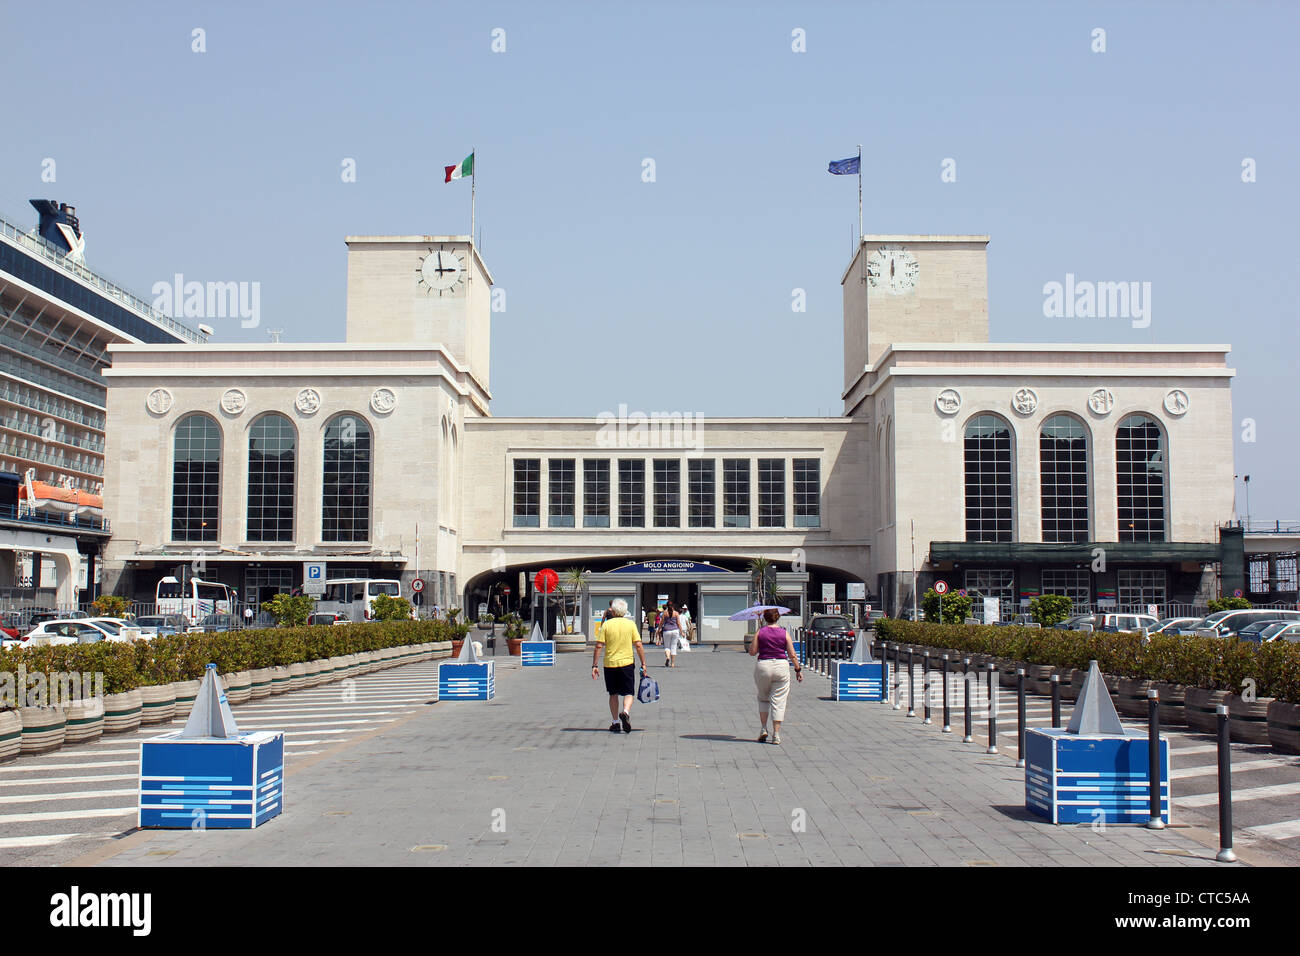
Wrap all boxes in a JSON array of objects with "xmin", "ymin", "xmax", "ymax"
[
  {"xmin": 345, "ymin": 234, "xmax": 493, "ymax": 391},
  {"xmin": 842, "ymin": 234, "xmax": 989, "ymax": 394}
]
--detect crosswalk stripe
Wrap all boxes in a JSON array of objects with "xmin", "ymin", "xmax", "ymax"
[
  {"xmin": 1171, "ymin": 757, "xmax": 1296, "ymax": 779},
  {"xmin": 0, "ymin": 807, "xmax": 135, "ymax": 824},
  {"xmin": 0, "ymin": 759, "xmax": 137, "ymax": 774},
  {"xmin": 0, "ymin": 772, "xmax": 137, "ymax": 788},
  {"xmin": 0, "ymin": 832, "xmax": 80, "ymax": 848},
  {"xmin": 0, "ymin": 787, "xmax": 136, "ymax": 805},
  {"xmin": 1178, "ymin": 781, "xmax": 1300, "ymax": 808},
  {"xmin": 1244, "ymin": 818, "xmax": 1300, "ymax": 841}
]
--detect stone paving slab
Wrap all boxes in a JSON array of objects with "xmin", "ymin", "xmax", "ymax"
[{"xmin": 92, "ymin": 651, "xmax": 1240, "ymax": 866}]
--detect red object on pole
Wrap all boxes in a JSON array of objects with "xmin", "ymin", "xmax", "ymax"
[{"xmin": 534, "ymin": 568, "xmax": 559, "ymax": 594}]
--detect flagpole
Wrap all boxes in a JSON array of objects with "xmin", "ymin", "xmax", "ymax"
[
  {"xmin": 470, "ymin": 147, "xmax": 476, "ymax": 252},
  {"xmin": 857, "ymin": 144, "xmax": 863, "ymax": 240}
]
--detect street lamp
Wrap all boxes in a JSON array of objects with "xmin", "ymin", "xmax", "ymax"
[{"xmin": 1244, "ymin": 475, "xmax": 1251, "ymax": 530}]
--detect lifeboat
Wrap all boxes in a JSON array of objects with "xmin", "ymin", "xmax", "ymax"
[{"xmin": 19, "ymin": 480, "xmax": 103, "ymax": 518}]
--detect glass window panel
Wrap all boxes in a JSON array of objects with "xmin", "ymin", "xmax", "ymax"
[
  {"xmin": 688, "ymin": 459, "xmax": 715, "ymax": 528},
  {"xmin": 247, "ymin": 414, "xmax": 295, "ymax": 542},
  {"xmin": 583, "ymin": 459, "xmax": 610, "ymax": 528},
  {"xmin": 758, "ymin": 458, "xmax": 785, "ymax": 528},
  {"xmin": 653, "ymin": 459, "xmax": 680, "ymax": 528},
  {"xmin": 513, "ymin": 459, "xmax": 540, "ymax": 528},
  {"xmin": 723, "ymin": 459, "xmax": 750, "ymax": 528},
  {"xmin": 171, "ymin": 414, "xmax": 220, "ymax": 542},
  {"xmin": 618, "ymin": 459, "xmax": 645, "ymax": 528},
  {"xmin": 548, "ymin": 458, "xmax": 575, "ymax": 527},
  {"xmin": 322, "ymin": 414, "xmax": 372, "ymax": 542},
  {"xmin": 793, "ymin": 458, "xmax": 820, "ymax": 528},
  {"xmin": 965, "ymin": 415, "xmax": 1013, "ymax": 542},
  {"xmin": 1116, "ymin": 415, "xmax": 1165, "ymax": 542}
]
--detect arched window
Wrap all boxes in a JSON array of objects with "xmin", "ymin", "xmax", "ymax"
[
  {"xmin": 964, "ymin": 414, "xmax": 1013, "ymax": 542},
  {"xmin": 1116, "ymin": 414, "xmax": 1165, "ymax": 541},
  {"xmin": 172, "ymin": 414, "xmax": 221, "ymax": 542},
  {"xmin": 1040, "ymin": 414, "xmax": 1089, "ymax": 543},
  {"xmin": 322, "ymin": 413, "xmax": 372, "ymax": 542},
  {"xmin": 247, "ymin": 414, "xmax": 296, "ymax": 541}
]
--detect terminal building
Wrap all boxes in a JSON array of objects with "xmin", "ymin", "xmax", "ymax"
[
  {"xmin": 0, "ymin": 201, "xmax": 204, "ymax": 606},
  {"xmin": 100, "ymin": 225, "xmax": 1253, "ymax": 634}
]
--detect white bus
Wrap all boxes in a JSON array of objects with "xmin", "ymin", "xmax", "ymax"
[
  {"xmin": 315, "ymin": 578, "xmax": 402, "ymax": 622},
  {"xmin": 156, "ymin": 576, "xmax": 237, "ymax": 625}
]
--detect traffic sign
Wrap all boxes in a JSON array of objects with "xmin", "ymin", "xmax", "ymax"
[
  {"xmin": 934, "ymin": 580, "xmax": 949, "ymax": 595},
  {"xmin": 411, "ymin": 578, "xmax": 425, "ymax": 593},
  {"xmin": 534, "ymin": 568, "xmax": 559, "ymax": 594},
  {"xmin": 1233, "ymin": 589, "xmax": 1243, "ymax": 598},
  {"xmin": 303, "ymin": 562, "xmax": 326, "ymax": 596}
]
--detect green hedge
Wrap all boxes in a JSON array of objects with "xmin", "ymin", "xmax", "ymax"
[
  {"xmin": 874, "ymin": 619, "xmax": 1300, "ymax": 703},
  {"xmin": 0, "ymin": 619, "xmax": 468, "ymax": 706}
]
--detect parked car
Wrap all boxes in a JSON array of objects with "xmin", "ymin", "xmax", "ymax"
[
  {"xmin": 898, "ymin": 607, "xmax": 925, "ymax": 621},
  {"xmin": 23, "ymin": 619, "xmax": 128, "ymax": 645},
  {"xmin": 1178, "ymin": 609, "xmax": 1300, "ymax": 639},
  {"xmin": 996, "ymin": 613, "xmax": 1037, "ymax": 627},
  {"xmin": 194, "ymin": 613, "xmax": 243, "ymax": 633},
  {"xmin": 134, "ymin": 614, "xmax": 189, "ymax": 637},
  {"xmin": 308, "ymin": 612, "xmax": 348, "ymax": 626},
  {"xmin": 1152, "ymin": 616, "xmax": 1199, "ymax": 634},
  {"xmin": 1067, "ymin": 613, "xmax": 1159, "ymax": 633},
  {"xmin": 1237, "ymin": 620, "xmax": 1300, "ymax": 644},
  {"xmin": 804, "ymin": 615, "xmax": 857, "ymax": 655},
  {"xmin": 85, "ymin": 617, "xmax": 145, "ymax": 641}
]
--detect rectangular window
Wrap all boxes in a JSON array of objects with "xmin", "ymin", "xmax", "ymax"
[
  {"xmin": 1040, "ymin": 569, "xmax": 1091, "ymax": 610},
  {"xmin": 688, "ymin": 459, "xmax": 715, "ymax": 528},
  {"xmin": 583, "ymin": 459, "xmax": 610, "ymax": 528},
  {"xmin": 965, "ymin": 569, "xmax": 1016, "ymax": 618},
  {"xmin": 512, "ymin": 459, "xmax": 540, "ymax": 528},
  {"xmin": 758, "ymin": 458, "xmax": 785, "ymax": 528},
  {"xmin": 618, "ymin": 459, "xmax": 645, "ymax": 528},
  {"xmin": 1117, "ymin": 569, "xmax": 1166, "ymax": 609},
  {"xmin": 1277, "ymin": 555, "xmax": 1299, "ymax": 592},
  {"xmin": 548, "ymin": 458, "xmax": 575, "ymax": 527},
  {"xmin": 1248, "ymin": 557, "xmax": 1270, "ymax": 594},
  {"xmin": 723, "ymin": 459, "xmax": 750, "ymax": 528},
  {"xmin": 653, "ymin": 459, "xmax": 680, "ymax": 528},
  {"xmin": 793, "ymin": 458, "xmax": 821, "ymax": 528}
]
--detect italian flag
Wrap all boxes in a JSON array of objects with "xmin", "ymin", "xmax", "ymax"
[{"xmin": 444, "ymin": 152, "xmax": 474, "ymax": 183}]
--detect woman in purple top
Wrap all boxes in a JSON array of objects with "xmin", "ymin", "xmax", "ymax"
[{"xmin": 747, "ymin": 608, "xmax": 803, "ymax": 744}]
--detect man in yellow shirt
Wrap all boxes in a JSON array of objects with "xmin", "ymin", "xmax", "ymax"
[{"xmin": 591, "ymin": 598, "xmax": 647, "ymax": 733}]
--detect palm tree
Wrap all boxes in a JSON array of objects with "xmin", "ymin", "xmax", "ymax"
[
  {"xmin": 562, "ymin": 567, "xmax": 590, "ymax": 634},
  {"xmin": 748, "ymin": 557, "xmax": 778, "ymax": 606}
]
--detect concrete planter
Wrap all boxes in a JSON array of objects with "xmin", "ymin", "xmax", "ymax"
[
  {"xmin": 556, "ymin": 633, "xmax": 587, "ymax": 653},
  {"xmin": 1267, "ymin": 701, "xmax": 1300, "ymax": 755},
  {"xmin": 998, "ymin": 661, "xmax": 1024, "ymax": 689},
  {"xmin": 288, "ymin": 662, "xmax": 308, "ymax": 692},
  {"xmin": 63, "ymin": 698, "xmax": 105, "ymax": 744},
  {"xmin": 1151, "ymin": 682, "xmax": 1187, "ymax": 726},
  {"xmin": 139, "ymin": 683, "xmax": 177, "ymax": 725},
  {"xmin": 1026, "ymin": 663, "xmax": 1056, "ymax": 696},
  {"xmin": 250, "ymin": 667, "xmax": 274, "ymax": 699},
  {"xmin": 305, "ymin": 660, "xmax": 325, "ymax": 687},
  {"xmin": 1228, "ymin": 694, "xmax": 1273, "ymax": 744},
  {"xmin": 1185, "ymin": 688, "xmax": 1233, "ymax": 735},
  {"xmin": 172, "ymin": 679, "xmax": 201, "ymax": 718},
  {"xmin": 103, "ymin": 689, "xmax": 143, "ymax": 735},
  {"xmin": 431, "ymin": 641, "xmax": 452, "ymax": 659},
  {"xmin": 1102, "ymin": 673, "xmax": 1123, "ymax": 707},
  {"xmin": 223, "ymin": 671, "xmax": 253, "ymax": 705},
  {"xmin": 19, "ymin": 705, "xmax": 66, "ymax": 755},
  {"xmin": 1116, "ymin": 678, "xmax": 1155, "ymax": 719},
  {"xmin": 1066, "ymin": 669, "xmax": 1086, "ymax": 701},
  {"xmin": 268, "ymin": 666, "xmax": 291, "ymax": 696},
  {"xmin": 0, "ymin": 710, "xmax": 20, "ymax": 762}
]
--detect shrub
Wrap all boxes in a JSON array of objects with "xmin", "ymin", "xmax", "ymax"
[
  {"xmin": 371, "ymin": 594, "xmax": 412, "ymax": 622},
  {"xmin": 921, "ymin": 588, "xmax": 972, "ymax": 625},
  {"xmin": 90, "ymin": 594, "xmax": 130, "ymax": 617},
  {"xmin": 1029, "ymin": 594, "xmax": 1072, "ymax": 627},
  {"xmin": 264, "ymin": 593, "xmax": 314, "ymax": 627},
  {"xmin": 1207, "ymin": 597, "xmax": 1252, "ymax": 613}
]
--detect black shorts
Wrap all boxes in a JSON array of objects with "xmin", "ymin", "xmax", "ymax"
[{"xmin": 603, "ymin": 663, "xmax": 636, "ymax": 697}]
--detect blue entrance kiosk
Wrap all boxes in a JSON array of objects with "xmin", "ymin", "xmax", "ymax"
[
  {"xmin": 520, "ymin": 621, "xmax": 556, "ymax": 667},
  {"xmin": 830, "ymin": 636, "xmax": 889, "ymax": 701},
  {"xmin": 1025, "ymin": 660, "xmax": 1170, "ymax": 825},
  {"xmin": 139, "ymin": 664, "xmax": 284, "ymax": 829},
  {"xmin": 438, "ymin": 631, "xmax": 495, "ymax": 700}
]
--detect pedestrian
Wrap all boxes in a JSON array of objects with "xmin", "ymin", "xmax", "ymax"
[
  {"xmin": 678, "ymin": 603, "xmax": 693, "ymax": 643},
  {"xmin": 591, "ymin": 598, "xmax": 647, "ymax": 734},
  {"xmin": 661, "ymin": 599, "xmax": 684, "ymax": 667},
  {"xmin": 748, "ymin": 607, "xmax": 803, "ymax": 745},
  {"xmin": 649, "ymin": 605, "xmax": 661, "ymax": 644},
  {"xmin": 243, "ymin": 606, "xmax": 253, "ymax": 628}
]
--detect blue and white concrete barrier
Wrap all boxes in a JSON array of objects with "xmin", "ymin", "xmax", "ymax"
[{"xmin": 438, "ymin": 637, "xmax": 495, "ymax": 699}]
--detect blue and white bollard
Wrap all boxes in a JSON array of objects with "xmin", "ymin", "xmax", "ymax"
[
  {"xmin": 830, "ymin": 636, "xmax": 888, "ymax": 701},
  {"xmin": 438, "ymin": 637, "xmax": 495, "ymax": 699},
  {"xmin": 520, "ymin": 640, "xmax": 556, "ymax": 666}
]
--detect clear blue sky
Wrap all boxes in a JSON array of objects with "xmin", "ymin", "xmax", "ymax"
[{"xmin": 3, "ymin": 0, "xmax": 1296, "ymax": 518}]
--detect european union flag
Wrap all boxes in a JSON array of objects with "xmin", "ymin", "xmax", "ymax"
[{"xmin": 828, "ymin": 156, "xmax": 860, "ymax": 175}]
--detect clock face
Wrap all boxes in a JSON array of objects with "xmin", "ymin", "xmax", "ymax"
[
  {"xmin": 867, "ymin": 245, "xmax": 919, "ymax": 295},
  {"xmin": 417, "ymin": 247, "xmax": 465, "ymax": 295}
]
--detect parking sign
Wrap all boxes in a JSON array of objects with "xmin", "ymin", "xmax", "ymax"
[{"xmin": 303, "ymin": 562, "xmax": 326, "ymax": 596}]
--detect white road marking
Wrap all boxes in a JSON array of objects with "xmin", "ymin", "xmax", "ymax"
[
  {"xmin": 0, "ymin": 807, "xmax": 135, "ymax": 824},
  {"xmin": 1171, "ymin": 757, "xmax": 1296, "ymax": 779},
  {"xmin": 0, "ymin": 787, "xmax": 136, "ymax": 805},
  {"xmin": 1178, "ymin": 781, "xmax": 1300, "ymax": 808},
  {"xmin": 0, "ymin": 832, "xmax": 81, "ymax": 848},
  {"xmin": 1244, "ymin": 818, "xmax": 1300, "ymax": 841},
  {"xmin": 0, "ymin": 772, "xmax": 137, "ymax": 788}
]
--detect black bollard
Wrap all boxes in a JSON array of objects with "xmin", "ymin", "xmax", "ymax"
[
  {"xmin": 962, "ymin": 657, "xmax": 973, "ymax": 743},
  {"xmin": 1146, "ymin": 687, "xmax": 1164, "ymax": 829},
  {"xmin": 922, "ymin": 652, "xmax": 932, "ymax": 724},
  {"xmin": 1050, "ymin": 674, "xmax": 1061, "ymax": 728},
  {"xmin": 891, "ymin": 643, "xmax": 902, "ymax": 710},
  {"xmin": 1216, "ymin": 704, "xmax": 1236, "ymax": 862},
  {"xmin": 1016, "ymin": 669, "xmax": 1026, "ymax": 768},
  {"xmin": 941, "ymin": 654, "xmax": 951, "ymax": 733},
  {"xmin": 906, "ymin": 647, "xmax": 916, "ymax": 717},
  {"xmin": 986, "ymin": 662, "xmax": 998, "ymax": 754}
]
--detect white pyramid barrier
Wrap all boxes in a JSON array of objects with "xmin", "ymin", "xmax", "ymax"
[
  {"xmin": 830, "ymin": 635, "xmax": 888, "ymax": 701},
  {"xmin": 438, "ymin": 632, "xmax": 495, "ymax": 699},
  {"xmin": 521, "ymin": 620, "xmax": 556, "ymax": 667},
  {"xmin": 1024, "ymin": 660, "xmax": 1170, "ymax": 825},
  {"xmin": 138, "ymin": 663, "xmax": 285, "ymax": 829}
]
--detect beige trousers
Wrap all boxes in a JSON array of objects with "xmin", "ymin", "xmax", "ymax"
[{"xmin": 754, "ymin": 659, "xmax": 791, "ymax": 721}]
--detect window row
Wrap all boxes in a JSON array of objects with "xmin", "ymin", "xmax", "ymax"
[
  {"xmin": 513, "ymin": 457, "xmax": 822, "ymax": 529},
  {"xmin": 965, "ymin": 413, "xmax": 1167, "ymax": 543},
  {"xmin": 966, "ymin": 568, "xmax": 1168, "ymax": 611},
  {"xmin": 172, "ymin": 412, "xmax": 372, "ymax": 543}
]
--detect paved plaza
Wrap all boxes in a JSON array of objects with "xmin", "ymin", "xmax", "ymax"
[{"xmin": 1, "ymin": 647, "xmax": 1279, "ymax": 867}]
